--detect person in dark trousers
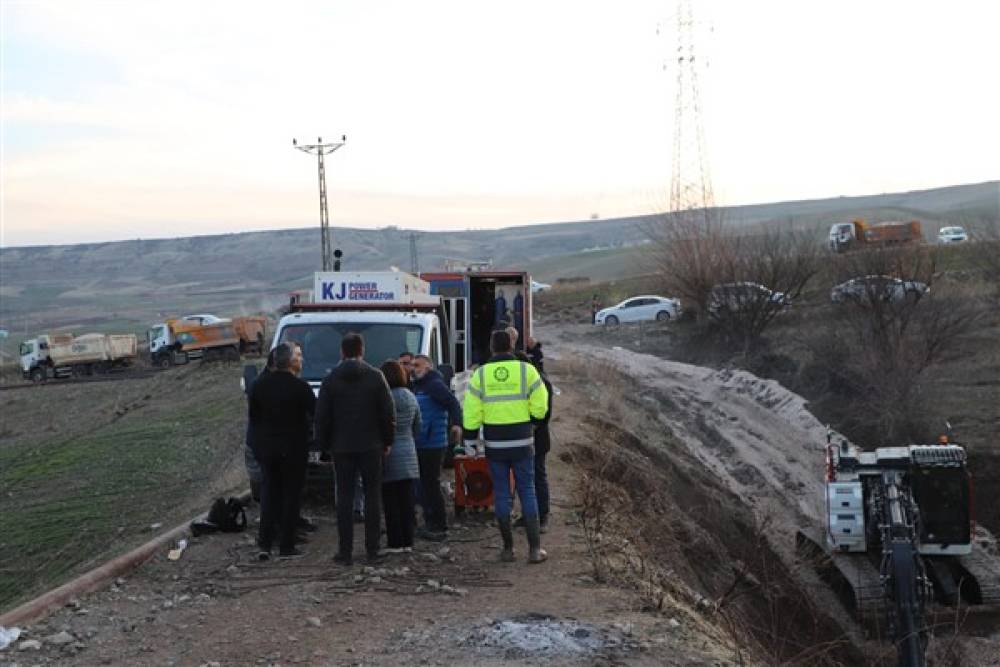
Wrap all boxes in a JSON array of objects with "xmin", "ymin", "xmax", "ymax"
[
  {"xmin": 525, "ymin": 336, "xmax": 544, "ymax": 373},
  {"xmin": 514, "ymin": 351, "xmax": 554, "ymax": 532},
  {"xmin": 248, "ymin": 342, "xmax": 316, "ymax": 560},
  {"xmin": 463, "ymin": 330, "xmax": 550, "ymax": 564},
  {"xmin": 380, "ymin": 360, "xmax": 421, "ymax": 552},
  {"xmin": 411, "ymin": 354, "xmax": 462, "ymax": 539},
  {"xmin": 314, "ymin": 333, "xmax": 396, "ymax": 565},
  {"xmin": 245, "ymin": 350, "xmax": 318, "ymax": 537}
]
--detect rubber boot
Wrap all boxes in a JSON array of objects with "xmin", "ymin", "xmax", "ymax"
[
  {"xmin": 497, "ymin": 517, "xmax": 515, "ymax": 562},
  {"xmin": 525, "ymin": 515, "xmax": 548, "ymax": 564}
]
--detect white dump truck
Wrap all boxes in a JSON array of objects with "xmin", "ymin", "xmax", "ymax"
[{"xmin": 19, "ymin": 332, "xmax": 138, "ymax": 382}]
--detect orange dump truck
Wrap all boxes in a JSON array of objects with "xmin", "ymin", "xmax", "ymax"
[
  {"xmin": 828, "ymin": 219, "xmax": 923, "ymax": 253},
  {"xmin": 147, "ymin": 315, "xmax": 267, "ymax": 368}
]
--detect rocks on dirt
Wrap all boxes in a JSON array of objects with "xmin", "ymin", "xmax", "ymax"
[
  {"xmin": 18, "ymin": 639, "xmax": 42, "ymax": 651},
  {"xmin": 306, "ymin": 617, "xmax": 322, "ymax": 628},
  {"xmin": 45, "ymin": 630, "xmax": 75, "ymax": 646}
]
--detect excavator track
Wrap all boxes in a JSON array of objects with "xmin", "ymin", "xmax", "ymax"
[
  {"xmin": 796, "ymin": 529, "xmax": 885, "ymax": 620},
  {"xmin": 956, "ymin": 548, "xmax": 1000, "ymax": 605}
]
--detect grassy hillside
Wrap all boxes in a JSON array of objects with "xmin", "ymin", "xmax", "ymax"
[{"xmin": 0, "ymin": 363, "xmax": 249, "ymax": 611}]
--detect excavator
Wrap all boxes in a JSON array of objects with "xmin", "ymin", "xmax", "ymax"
[{"xmin": 797, "ymin": 428, "xmax": 1000, "ymax": 667}]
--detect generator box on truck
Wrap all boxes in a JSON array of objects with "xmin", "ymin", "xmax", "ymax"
[{"xmin": 20, "ymin": 332, "xmax": 139, "ymax": 381}]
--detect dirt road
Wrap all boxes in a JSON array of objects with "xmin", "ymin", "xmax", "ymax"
[{"xmin": 1, "ymin": 371, "xmax": 730, "ymax": 666}]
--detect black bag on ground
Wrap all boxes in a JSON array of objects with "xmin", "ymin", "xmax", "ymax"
[{"xmin": 192, "ymin": 497, "xmax": 247, "ymax": 535}]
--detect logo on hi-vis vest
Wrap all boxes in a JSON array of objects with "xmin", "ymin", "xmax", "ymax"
[{"xmin": 493, "ymin": 366, "xmax": 510, "ymax": 382}]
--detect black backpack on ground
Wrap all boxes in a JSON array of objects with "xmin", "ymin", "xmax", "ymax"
[{"xmin": 192, "ymin": 497, "xmax": 247, "ymax": 535}]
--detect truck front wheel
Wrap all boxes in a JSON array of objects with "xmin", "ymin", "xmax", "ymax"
[
  {"xmin": 30, "ymin": 367, "xmax": 45, "ymax": 383},
  {"xmin": 157, "ymin": 356, "xmax": 172, "ymax": 370}
]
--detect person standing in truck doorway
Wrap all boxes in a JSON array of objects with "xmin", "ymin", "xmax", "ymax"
[
  {"xmin": 248, "ymin": 342, "xmax": 316, "ymax": 560},
  {"xmin": 314, "ymin": 333, "xmax": 396, "ymax": 565},
  {"xmin": 411, "ymin": 354, "xmax": 462, "ymax": 540},
  {"xmin": 463, "ymin": 330, "xmax": 550, "ymax": 564}
]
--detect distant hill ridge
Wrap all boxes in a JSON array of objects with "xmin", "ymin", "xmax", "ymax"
[{"xmin": 0, "ymin": 181, "xmax": 996, "ymax": 336}]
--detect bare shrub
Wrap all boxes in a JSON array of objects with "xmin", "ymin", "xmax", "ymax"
[
  {"xmin": 649, "ymin": 207, "xmax": 731, "ymax": 315},
  {"xmin": 964, "ymin": 213, "xmax": 1000, "ymax": 292},
  {"xmin": 810, "ymin": 245, "xmax": 981, "ymax": 442},
  {"xmin": 651, "ymin": 212, "xmax": 821, "ymax": 354},
  {"xmin": 706, "ymin": 227, "xmax": 822, "ymax": 354}
]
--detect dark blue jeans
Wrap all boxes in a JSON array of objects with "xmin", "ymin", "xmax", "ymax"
[{"xmin": 489, "ymin": 455, "xmax": 538, "ymax": 521}]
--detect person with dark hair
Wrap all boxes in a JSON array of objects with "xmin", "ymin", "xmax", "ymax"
[
  {"xmin": 249, "ymin": 342, "xmax": 316, "ymax": 560},
  {"xmin": 411, "ymin": 354, "xmax": 462, "ymax": 540},
  {"xmin": 463, "ymin": 330, "xmax": 550, "ymax": 564},
  {"xmin": 379, "ymin": 360, "xmax": 421, "ymax": 552},
  {"xmin": 314, "ymin": 333, "xmax": 396, "ymax": 565},
  {"xmin": 397, "ymin": 351, "xmax": 414, "ymax": 380}
]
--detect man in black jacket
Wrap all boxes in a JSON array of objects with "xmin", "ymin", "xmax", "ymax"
[
  {"xmin": 248, "ymin": 342, "xmax": 316, "ymax": 559},
  {"xmin": 314, "ymin": 333, "xmax": 396, "ymax": 565}
]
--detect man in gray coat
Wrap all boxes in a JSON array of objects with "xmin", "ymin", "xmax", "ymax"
[{"xmin": 314, "ymin": 333, "xmax": 395, "ymax": 565}]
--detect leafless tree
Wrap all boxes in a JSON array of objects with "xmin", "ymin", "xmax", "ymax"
[
  {"xmin": 705, "ymin": 226, "xmax": 822, "ymax": 354},
  {"xmin": 649, "ymin": 207, "xmax": 732, "ymax": 316},
  {"xmin": 814, "ymin": 245, "xmax": 981, "ymax": 442}
]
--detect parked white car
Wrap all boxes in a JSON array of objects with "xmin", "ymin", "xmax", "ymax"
[
  {"xmin": 531, "ymin": 280, "xmax": 551, "ymax": 293},
  {"xmin": 830, "ymin": 275, "xmax": 929, "ymax": 304},
  {"xmin": 937, "ymin": 226, "xmax": 968, "ymax": 244},
  {"xmin": 595, "ymin": 295, "xmax": 681, "ymax": 325}
]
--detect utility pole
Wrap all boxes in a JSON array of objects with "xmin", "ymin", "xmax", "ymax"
[
  {"xmin": 293, "ymin": 135, "xmax": 346, "ymax": 271},
  {"xmin": 409, "ymin": 232, "xmax": 419, "ymax": 274}
]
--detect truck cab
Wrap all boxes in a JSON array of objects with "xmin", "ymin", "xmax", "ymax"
[
  {"xmin": 19, "ymin": 338, "xmax": 44, "ymax": 380},
  {"xmin": 829, "ymin": 221, "xmax": 860, "ymax": 253},
  {"xmin": 274, "ymin": 310, "xmax": 443, "ymax": 394},
  {"xmin": 272, "ymin": 272, "xmax": 447, "ymax": 395}
]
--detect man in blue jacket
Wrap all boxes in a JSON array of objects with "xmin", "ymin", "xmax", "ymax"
[{"xmin": 411, "ymin": 354, "xmax": 462, "ymax": 538}]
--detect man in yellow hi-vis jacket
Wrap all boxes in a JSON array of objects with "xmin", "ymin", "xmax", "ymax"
[{"xmin": 462, "ymin": 329, "xmax": 550, "ymax": 563}]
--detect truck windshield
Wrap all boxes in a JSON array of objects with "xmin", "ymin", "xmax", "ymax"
[
  {"xmin": 19, "ymin": 342, "xmax": 33, "ymax": 356},
  {"xmin": 278, "ymin": 323, "xmax": 424, "ymax": 382},
  {"xmin": 148, "ymin": 326, "xmax": 166, "ymax": 342}
]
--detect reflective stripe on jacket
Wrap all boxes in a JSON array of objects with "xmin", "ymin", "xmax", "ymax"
[{"xmin": 462, "ymin": 357, "xmax": 548, "ymax": 449}]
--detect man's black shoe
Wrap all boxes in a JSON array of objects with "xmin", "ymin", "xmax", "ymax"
[
  {"xmin": 366, "ymin": 552, "xmax": 387, "ymax": 565},
  {"xmin": 333, "ymin": 552, "xmax": 353, "ymax": 566},
  {"xmin": 417, "ymin": 528, "xmax": 447, "ymax": 542},
  {"xmin": 297, "ymin": 516, "xmax": 318, "ymax": 533},
  {"xmin": 278, "ymin": 547, "xmax": 305, "ymax": 559}
]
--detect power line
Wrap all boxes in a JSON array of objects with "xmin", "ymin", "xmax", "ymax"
[{"xmin": 293, "ymin": 135, "xmax": 346, "ymax": 271}]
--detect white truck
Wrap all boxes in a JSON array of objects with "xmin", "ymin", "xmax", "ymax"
[
  {"xmin": 19, "ymin": 332, "xmax": 138, "ymax": 382},
  {"xmin": 245, "ymin": 269, "xmax": 533, "ymax": 496},
  {"xmin": 271, "ymin": 269, "xmax": 533, "ymax": 391}
]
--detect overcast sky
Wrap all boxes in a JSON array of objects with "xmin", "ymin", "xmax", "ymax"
[{"xmin": 2, "ymin": 0, "xmax": 998, "ymax": 247}]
